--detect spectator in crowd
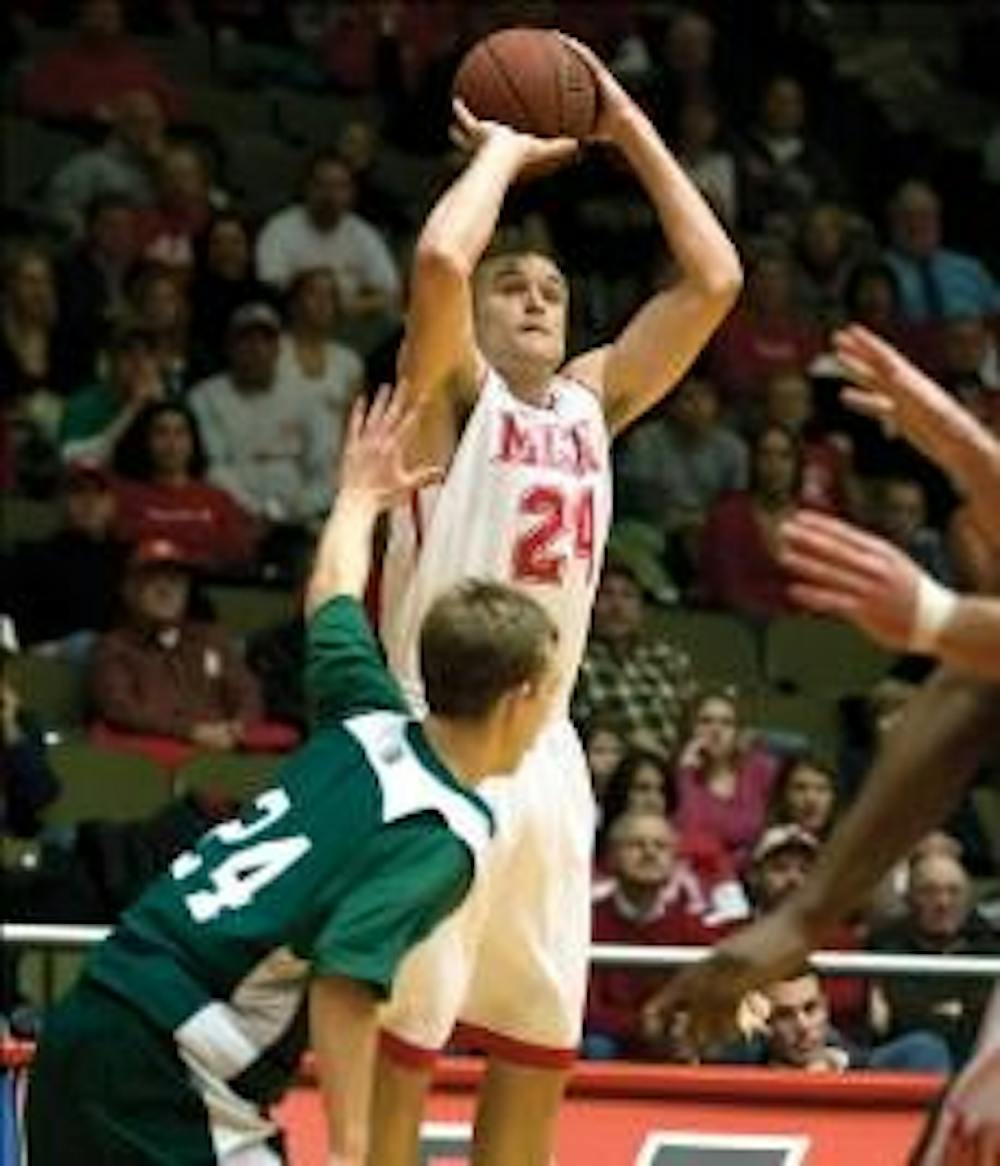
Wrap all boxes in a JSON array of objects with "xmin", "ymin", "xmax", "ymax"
[
  {"xmin": 135, "ymin": 142, "xmax": 222, "ymax": 273},
  {"xmin": 112, "ymin": 400, "xmax": 257, "ymax": 575},
  {"xmin": 840, "ymin": 258, "xmax": 943, "ymax": 374},
  {"xmin": 1, "ymin": 463, "xmax": 127, "ymax": 652},
  {"xmin": 884, "ymin": 180, "xmax": 1000, "ymax": 324},
  {"xmin": 188, "ymin": 301, "xmax": 331, "ymax": 531},
  {"xmin": 0, "ymin": 247, "xmax": 74, "ymax": 489},
  {"xmin": 766, "ymin": 754, "xmax": 840, "ymax": 841},
  {"xmin": 60, "ymin": 324, "xmax": 165, "ymax": 466},
  {"xmin": 127, "ymin": 264, "xmax": 194, "ymax": 394},
  {"xmin": 255, "ymin": 151, "xmax": 401, "ymax": 320},
  {"xmin": 869, "ymin": 851, "xmax": 1000, "ymax": 1066},
  {"xmin": 278, "ymin": 267, "xmax": 364, "ymax": 461},
  {"xmin": 675, "ymin": 690, "xmax": 781, "ymax": 872},
  {"xmin": 673, "ymin": 94, "xmax": 738, "ymax": 227},
  {"xmin": 938, "ymin": 314, "xmax": 1000, "ymax": 391},
  {"xmin": 580, "ymin": 715, "xmax": 627, "ymax": 804},
  {"xmin": 58, "ymin": 193, "xmax": 141, "ymax": 380},
  {"xmin": 794, "ymin": 203, "xmax": 873, "ymax": 331},
  {"xmin": 188, "ymin": 212, "xmax": 269, "ymax": 376},
  {"xmin": 874, "ymin": 476, "xmax": 954, "ymax": 584},
  {"xmin": 709, "ymin": 247, "xmax": 823, "ymax": 408},
  {"xmin": 761, "ymin": 371, "xmax": 858, "ymax": 516},
  {"xmin": 736, "ymin": 73, "xmax": 846, "ymax": 237},
  {"xmin": 642, "ymin": 7, "xmax": 720, "ymax": 133},
  {"xmin": 585, "ymin": 811, "xmax": 720, "ymax": 1061},
  {"xmin": 336, "ymin": 117, "xmax": 416, "ymax": 241},
  {"xmin": 245, "ymin": 599, "xmax": 306, "ymax": 733},
  {"xmin": 88, "ymin": 537, "xmax": 274, "ymax": 766},
  {"xmin": 697, "ymin": 425, "xmax": 803, "ymax": 620},
  {"xmin": 0, "ymin": 615, "xmax": 60, "ymax": 838},
  {"xmin": 572, "ymin": 558, "xmax": 698, "ymax": 759},
  {"xmin": 615, "ymin": 373, "xmax": 748, "ymax": 565},
  {"xmin": 598, "ymin": 748, "xmax": 676, "ymax": 837},
  {"xmin": 719, "ymin": 966, "xmax": 951, "ymax": 1073},
  {"xmin": 19, "ymin": 0, "xmax": 182, "ymax": 126},
  {"xmin": 45, "ymin": 88, "xmax": 167, "ymax": 238}
]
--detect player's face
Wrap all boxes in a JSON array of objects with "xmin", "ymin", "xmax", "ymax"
[
  {"xmin": 766, "ymin": 975, "xmax": 829, "ymax": 1067},
  {"xmin": 474, "ymin": 254, "xmax": 568, "ymax": 384}
]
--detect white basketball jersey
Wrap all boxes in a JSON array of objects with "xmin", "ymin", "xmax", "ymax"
[{"xmin": 381, "ymin": 366, "xmax": 612, "ymax": 713}]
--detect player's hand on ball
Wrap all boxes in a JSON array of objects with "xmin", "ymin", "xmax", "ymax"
[
  {"xmin": 338, "ymin": 385, "xmax": 443, "ymax": 508},
  {"xmin": 555, "ymin": 33, "xmax": 637, "ymax": 142},
  {"xmin": 450, "ymin": 98, "xmax": 577, "ymax": 174}
]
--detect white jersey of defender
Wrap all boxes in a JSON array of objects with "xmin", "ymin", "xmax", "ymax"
[{"xmin": 380, "ymin": 365, "xmax": 612, "ymax": 714}]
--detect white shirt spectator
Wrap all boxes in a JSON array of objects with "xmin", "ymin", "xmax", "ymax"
[{"xmin": 276, "ymin": 334, "xmax": 362, "ymax": 464}]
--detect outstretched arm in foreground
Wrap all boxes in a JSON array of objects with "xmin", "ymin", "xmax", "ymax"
[
  {"xmin": 835, "ymin": 324, "xmax": 1000, "ymax": 551},
  {"xmin": 644, "ymin": 665, "xmax": 1000, "ymax": 1050},
  {"xmin": 561, "ymin": 36, "xmax": 742, "ymax": 433},
  {"xmin": 780, "ymin": 509, "xmax": 1000, "ymax": 680},
  {"xmin": 305, "ymin": 390, "xmax": 440, "ymax": 618}
]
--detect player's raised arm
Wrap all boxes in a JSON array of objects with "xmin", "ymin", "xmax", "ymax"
[
  {"xmin": 835, "ymin": 324, "xmax": 1000, "ymax": 550},
  {"xmin": 561, "ymin": 37, "xmax": 743, "ymax": 434},
  {"xmin": 402, "ymin": 102, "xmax": 577, "ymax": 405},
  {"xmin": 780, "ymin": 509, "xmax": 1000, "ymax": 680},
  {"xmin": 305, "ymin": 390, "xmax": 440, "ymax": 617}
]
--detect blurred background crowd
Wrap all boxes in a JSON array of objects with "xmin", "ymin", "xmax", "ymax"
[{"xmin": 1, "ymin": 0, "xmax": 998, "ymax": 1077}]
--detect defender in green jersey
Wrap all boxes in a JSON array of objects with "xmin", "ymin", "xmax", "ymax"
[{"xmin": 25, "ymin": 391, "xmax": 559, "ymax": 1166}]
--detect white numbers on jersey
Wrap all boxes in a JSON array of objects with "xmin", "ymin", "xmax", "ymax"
[
  {"xmin": 511, "ymin": 484, "xmax": 595, "ymax": 584},
  {"xmin": 170, "ymin": 788, "xmax": 312, "ymax": 924}
]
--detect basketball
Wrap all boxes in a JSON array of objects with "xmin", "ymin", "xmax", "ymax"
[{"xmin": 453, "ymin": 28, "xmax": 598, "ymax": 140}]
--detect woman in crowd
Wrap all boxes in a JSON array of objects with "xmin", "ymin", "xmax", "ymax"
[
  {"xmin": 113, "ymin": 399, "xmax": 257, "ymax": 574},
  {"xmin": 767, "ymin": 753, "xmax": 840, "ymax": 840},
  {"xmin": 278, "ymin": 266, "xmax": 364, "ymax": 461},
  {"xmin": 675, "ymin": 689, "xmax": 781, "ymax": 871},
  {"xmin": 582, "ymin": 716, "xmax": 628, "ymax": 805},
  {"xmin": 128, "ymin": 264, "xmax": 194, "ymax": 394}
]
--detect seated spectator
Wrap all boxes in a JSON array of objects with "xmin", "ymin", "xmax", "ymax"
[
  {"xmin": 599, "ymin": 748, "xmax": 676, "ymax": 836},
  {"xmin": 869, "ymin": 851, "xmax": 1000, "ymax": 1066},
  {"xmin": 874, "ymin": 476, "xmax": 954, "ymax": 584},
  {"xmin": 245, "ymin": 606, "xmax": 306, "ymax": 733},
  {"xmin": 761, "ymin": 371, "xmax": 858, "ymax": 515},
  {"xmin": 0, "ymin": 247, "xmax": 74, "ymax": 493},
  {"xmin": 640, "ymin": 7, "xmax": 720, "ymax": 135},
  {"xmin": 794, "ymin": 203, "xmax": 874, "ymax": 331},
  {"xmin": 45, "ymin": 88, "xmax": 167, "ymax": 238},
  {"xmin": 580, "ymin": 715, "xmax": 627, "ymax": 804},
  {"xmin": 585, "ymin": 811, "xmax": 721, "ymax": 1061},
  {"xmin": 572, "ymin": 558, "xmax": 697, "ymax": 759},
  {"xmin": 188, "ymin": 212, "xmax": 270, "ymax": 376},
  {"xmin": 89, "ymin": 538, "xmax": 291, "ymax": 767},
  {"xmin": 709, "ymin": 247, "xmax": 823, "ymax": 409},
  {"xmin": 884, "ymin": 180, "xmax": 1000, "ymax": 324},
  {"xmin": 839, "ymin": 258, "xmax": 943, "ymax": 373},
  {"xmin": 336, "ymin": 118, "xmax": 417, "ymax": 241},
  {"xmin": 19, "ymin": 0, "xmax": 183, "ymax": 126},
  {"xmin": 58, "ymin": 193, "xmax": 142, "ymax": 380},
  {"xmin": 135, "ymin": 142, "xmax": 223, "ymax": 273},
  {"xmin": 697, "ymin": 425, "xmax": 803, "ymax": 619},
  {"xmin": 719, "ymin": 966, "xmax": 951, "ymax": 1073},
  {"xmin": 2, "ymin": 463, "xmax": 127, "ymax": 652},
  {"xmin": 615, "ymin": 373, "xmax": 748, "ymax": 560},
  {"xmin": 766, "ymin": 754, "xmax": 839, "ymax": 840},
  {"xmin": 127, "ymin": 264, "xmax": 194, "ymax": 393},
  {"xmin": 0, "ymin": 615, "xmax": 60, "ymax": 839},
  {"xmin": 938, "ymin": 314, "xmax": 1000, "ymax": 391},
  {"xmin": 60, "ymin": 324, "xmax": 165, "ymax": 465},
  {"xmin": 278, "ymin": 267, "xmax": 364, "ymax": 459},
  {"xmin": 673, "ymin": 94, "xmax": 738, "ymax": 227},
  {"xmin": 675, "ymin": 690, "xmax": 781, "ymax": 872},
  {"xmin": 113, "ymin": 400, "xmax": 258, "ymax": 575},
  {"xmin": 736, "ymin": 73, "xmax": 847, "ymax": 238},
  {"xmin": 188, "ymin": 301, "xmax": 331, "ymax": 530},
  {"xmin": 256, "ymin": 151, "xmax": 401, "ymax": 320}
]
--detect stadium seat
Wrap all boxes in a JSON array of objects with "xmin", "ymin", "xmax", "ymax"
[
  {"xmin": 748, "ymin": 689, "xmax": 841, "ymax": 764},
  {"xmin": 222, "ymin": 131, "xmax": 301, "ymax": 218},
  {"xmin": 647, "ymin": 609, "xmax": 763, "ymax": 693},
  {"xmin": 764, "ymin": 615, "xmax": 895, "ymax": 697},
  {"xmin": 44, "ymin": 743, "xmax": 170, "ymax": 826},
  {"xmin": 11, "ymin": 655, "xmax": 86, "ymax": 731},
  {"xmin": 971, "ymin": 786, "xmax": 1000, "ymax": 869},
  {"xmin": 173, "ymin": 750, "xmax": 285, "ymax": 806},
  {"xmin": 205, "ymin": 584, "xmax": 292, "ymax": 636},
  {"xmin": 0, "ymin": 117, "xmax": 88, "ymax": 206},
  {"xmin": 0, "ymin": 495, "xmax": 62, "ymax": 548}
]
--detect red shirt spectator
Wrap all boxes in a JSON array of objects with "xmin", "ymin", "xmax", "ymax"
[{"xmin": 20, "ymin": 0, "xmax": 183, "ymax": 125}]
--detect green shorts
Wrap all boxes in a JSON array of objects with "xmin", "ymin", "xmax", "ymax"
[{"xmin": 25, "ymin": 979, "xmax": 284, "ymax": 1165}]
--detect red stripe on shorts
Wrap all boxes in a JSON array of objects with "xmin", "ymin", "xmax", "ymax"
[
  {"xmin": 454, "ymin": 1023, "xmax": 577, "ymax": 1070},
  {"xmin": 379, "ymin": 1029, "xmax": 439, "ymax": 1071}
]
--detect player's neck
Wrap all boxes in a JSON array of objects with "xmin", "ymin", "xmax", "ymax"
[
  {"xmin": 493, "ymin": 357, "xmax": 556, "ymax": 407},
  {"xmin": 422, "ymin": 715, "xmax": 497, "ymax": 788}
]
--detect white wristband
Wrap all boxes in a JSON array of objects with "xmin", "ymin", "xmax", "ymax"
[{"xmin": 907, "ymin": 574, "xmax": 959, "ymax": 655}]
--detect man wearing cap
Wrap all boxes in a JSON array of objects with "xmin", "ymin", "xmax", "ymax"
[
  {"xmin": 60, "ymin": 323, "xmax": 164, "ymax": 464},
  {"xmin": 572, "ymin": 556, "xmax": 697, "ymax": 758},
  {"xmin": 89, "ymin": 537, "xmax": 265, "ymax": 759},
  {"xmin": 188, "ymin": 302, "xmax": 332, "ymax": 531}
]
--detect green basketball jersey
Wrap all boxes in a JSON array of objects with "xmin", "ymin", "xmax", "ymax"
[{"xmin": 85, "ymin": 595, "xmax": 494, "ymax": 1105}]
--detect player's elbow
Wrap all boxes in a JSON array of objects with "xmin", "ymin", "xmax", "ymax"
[{"xmin": 703, "ymin": 253, "xmax": 743, "ymax": 307}]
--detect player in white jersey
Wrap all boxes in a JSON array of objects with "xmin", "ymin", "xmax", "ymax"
[
  {"xmin": 368, "ymin": 35, "xmax": 743, "ymax": 1166},
  {"xmin": 645, "ymin": 329, "xmax": 1000, "ymax": 1165}
]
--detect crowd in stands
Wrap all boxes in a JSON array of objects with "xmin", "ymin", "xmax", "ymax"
[{"xmin": 2, "ymin": 0, "xmax": 998, "ymax": 1073}]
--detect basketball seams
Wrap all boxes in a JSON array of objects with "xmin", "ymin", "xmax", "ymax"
[
  {"xmin": 484, "ymin": 37, "xmax": 540, "ymax": 134},
  {"xmin": 550, "ymin": 32, "xmax": 565, "ymax": 139}
]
